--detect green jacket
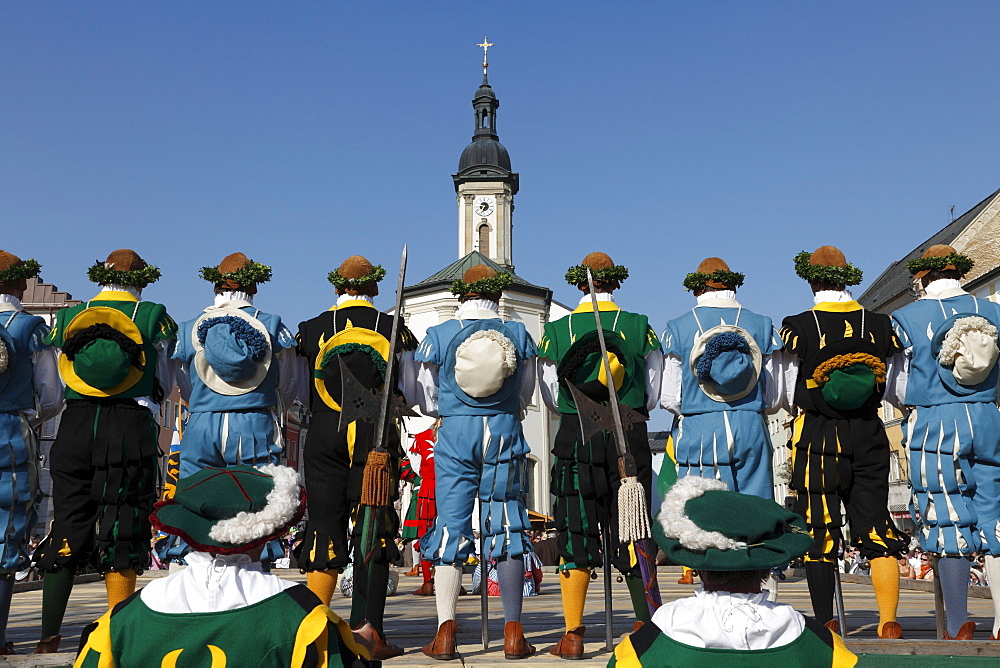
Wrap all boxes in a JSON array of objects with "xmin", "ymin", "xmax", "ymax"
[
  {"xmin": 539, "ymin": 301, "xmax": 660, "ymax": 414},
  {"xmin": 75, "ymin": 585, "xmax": 370, "ymax": 668}
]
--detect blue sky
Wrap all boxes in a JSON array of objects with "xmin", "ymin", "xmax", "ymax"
[{"xmin": 4, "ymin": 2, "xmax": 999, "ymax": 337}]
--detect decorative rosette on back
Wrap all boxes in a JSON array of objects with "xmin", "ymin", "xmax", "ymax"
[
  {"xmin": 444, "ymin": 319, "xmax": 520, "ymax": 406},
  {"xmin": 931, "ymin": 313, "xmax": 999, "ymax": 393},
  {"xmin": 805, "ymin": 338, "xmax": 886, "ymax": 412},
  {"xmin": 313, "ymin": 322, "xmax": 391, "ymax": 412},
  {"xmin": 58, "ymin": 309, "xmax": 147, "ymax": 397},
  {"xmin": 192, "ymin": 307, "xmax": 273, "ymax": 395},
  {"xmin": 689, "ymin": 325, "xmax": 762, "ymax": 403}
]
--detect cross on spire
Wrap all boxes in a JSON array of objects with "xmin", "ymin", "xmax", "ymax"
[{"xmin": 477, "ymin": 37, "xmax": 494, "ymax": 77}]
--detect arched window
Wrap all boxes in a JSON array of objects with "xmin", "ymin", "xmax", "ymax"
[
  {"xmin": 481, "ymin": 110, "xmax": 490, "ymax": 128},
  {"xmin": 478, "ymin": 224, "xmax": 490, "ymax": 254}
]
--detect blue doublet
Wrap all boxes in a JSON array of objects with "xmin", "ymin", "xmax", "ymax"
[
  {"xmin": 662, "ymin": 304, "xmax": 780, "ymax": 499},
  {"xmin": 893, "ymin": 293, "xmax": 1000, "ymax": 555},
  {"xmin": 415, "ymin": 316, "xmax": 536, "ymax": 565},
  {"xmin": 0, "ymin": 311, "xmax": 49, "ymax": 571},
  {"xmin": 173, "ymin": 305, "xmax": 295, "ymax": 477}
]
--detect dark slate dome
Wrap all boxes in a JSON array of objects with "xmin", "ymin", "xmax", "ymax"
[{"xmin": 458, "ymin": 138, "xmax": 512, "ymax": 172}]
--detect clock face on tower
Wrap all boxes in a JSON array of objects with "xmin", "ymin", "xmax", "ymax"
[{"xmin": 473, "ymin": 195, "xmax": 496, "ymax": 217}]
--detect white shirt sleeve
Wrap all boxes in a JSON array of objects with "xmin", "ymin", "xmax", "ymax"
[
  {"xmin": 659, "ymin": 354, "xmax": 683, "ymax": 415},
  {"xmin": 30, "ymin": 347, "xmax": 63, "ymax": 425},
  {"xmin": 645, "ymin": 350, "xmax": 662, "ymax": 413},
  {"xmin": 884, "ymin": 348, "xmax": 910, "ymax": 409},
  {"xmin": 414, "ymin": 362, "xmax": 440, "ymax": 417},
  {"xmin": 518, "ymin": 358, "xmax": 536, "ymax": 413},
  {"xmin": 537, "ymin": 357, "xmax": 560, "ymax": 413},
  {"xmin": 774, "ymin": 350, "xmax": 799, "ymax": 412},
  {"xmin": 275, "ymin": 346, "xmax": 305, "ymax": 411},
  {"xmin": 762, "ymin": 351, "xmax": 785, "ymax": 415},
  {"xmin": 173, "ymin": 360, "xmax": 192, "ymax": 403}
]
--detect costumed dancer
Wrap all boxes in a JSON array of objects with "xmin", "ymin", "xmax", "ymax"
[
  {"xmin": 172, "ymin": 253, "xmax": 301, "ymax": 477},
  {"xmin": 889, "ymin": 245, "xmax": 1000, "ymax": 640},
  {"xmin": 538, "ymin": 252, "xmax": 663, "ymax": 659},
  {"xmin": 660, "ymin": 258, "xmax": 783, "ymax": 588},
  {"xmin": 608, "ymin": 476, "xmax": 857, "ymax": 666},
  {"xmin": 403, "ymin": 427, "xmax": 438, "ymax": 596},
  {"xmin": 75, "ymin": 464, "xmax": 371, "ymax": 667},
  {"xmin": 0, "ymin": 252, "xmax": 62, "ymax": 655},
  {"xmin": 34, "ymin": 249, "xmax": 177, "ymax": 653},
  {"xmin": 412, "ymin": 265, "xmax": 537, "ymax": 660},
  {"xmin": 778, "ymin": 246, "xmax": 907, "ymax": 638},
  {"xmin": 296, "ymin": 255, "xmax": 416, "ymax": 660}
]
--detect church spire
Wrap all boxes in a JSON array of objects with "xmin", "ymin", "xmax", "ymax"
[{"xmin": 472, "ymin": 37, "xmax": 500, "ymax": 141}]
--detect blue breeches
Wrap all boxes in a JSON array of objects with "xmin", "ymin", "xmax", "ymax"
[
  {"xmin": 672, "ymin": 410, "xmax": 774, "ymax": 499},
  {"xmin": 420, "ymin": 413, "xmax": 532, "ymax": 566},
  {"xmin": 179, "ymin": 410, "xmax": 283, "ymax": 478},
  {"xmin": 906, "ymin": 402, "xmax": 1000, "ymax": 556},
  {"xmin": 0, "ymin": 413, "xmax": 41, "ymax": 572}
]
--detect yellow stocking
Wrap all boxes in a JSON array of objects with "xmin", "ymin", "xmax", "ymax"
[
  {"xmin": 105, "ymin": 569, "xmax": 137, "ymax": 610},
  {"xmin": 559, "ymin": 567, "xmax": 590, "ymax": 631},
  {"xmin": 870, "ymin": 556, "xmax": 899, "ymax": 635},
  {"xmin": 307, "ymin": 569, "xmax": 339, "ymax": 606}
]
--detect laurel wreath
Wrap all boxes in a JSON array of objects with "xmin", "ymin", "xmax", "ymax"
[
  {"xmin": 0, "ymin": 259, "xmax": 41, "ymax": 285},
  {"xmin": 906, "ymin": 253, "xmax": 974, "ymax": 276},
  {"xmin": 450, "ymin": 272, "xmax": 513, "ymax": 297},
  {"xmin": 682, "ymin": 269, "xmax": 745, "ymax": 292},
  {"xmin": 564, "ymin": 264, "xmax": 629, "ymax": 286},
  {"xmin": 793, "ymin": 251, "xmax": 863, "ymax": 286},
  {"xmin": 86, "ymin": 262, "xmax": 162, "ymax": 286},
  {"xmin": 200, "ymin": 261, "xmax": 272, "ymax": 286},
  {"xmin": 327, "ymin": 265, "xmax": 387, "ymax": 289}
]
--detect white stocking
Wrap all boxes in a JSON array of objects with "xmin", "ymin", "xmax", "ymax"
[{"xmin": 983, "ymin": 555, "xmax": 1000, "ymax": 637}]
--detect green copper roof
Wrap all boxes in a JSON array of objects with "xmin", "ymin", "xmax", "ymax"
[
  {"xmin": 404, "ymin": 251, "xmax": 549, "ymax": 300},
  {"xmin": 413, "ymin": 251, "xmax": 535, "ymax": 287}
]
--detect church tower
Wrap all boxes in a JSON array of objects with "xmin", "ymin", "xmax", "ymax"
[{"xmin": 454, "ymin": 39, "xmax": 518, "ymax": 271}]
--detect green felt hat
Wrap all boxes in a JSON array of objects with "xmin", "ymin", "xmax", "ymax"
[
  {"xmin": 805, "ymin": 338, "xmax": 886, "ymax": 412},
  {"xmin": 653, "ymin": 477, "xmax": 812, "ymax": 571},
  {"xmin": 150, "ymin": 464, "xmax": 304, "ymax": 555}
]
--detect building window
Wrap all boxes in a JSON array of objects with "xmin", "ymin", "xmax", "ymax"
[
  {"xmin": 478, "ymin": 224, "xmax": 490, "ymax": 254},
  {"xmin": 525, "ymin": 457, "xmax": 537, "ymax": 511}
]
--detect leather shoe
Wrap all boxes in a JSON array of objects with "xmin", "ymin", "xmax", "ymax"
[
  {"xmin": 33, "ymin": 635, "xmax": 61, "ymax": 654},
  {"xmin": 0, "ymin": 641, "xmax": 14, "ymax": 655},
  {"xmin": 548, "ymin": 625, "xmax": 585, "ymax": 660},
  {"xmin": 411, "ymin": 580, "xmax": 435, "ymax": 596},
  {"xmin": 677, "ymin": 571, "xmax": 695, "ymax": 585},
  {"xmin": 878, "ymin": 621, "xmax": 902, "ymax": 639},
  {"xmin": 824, "ymin": 619, "xmax": 840, "ymax": 635},
  {"xmin": 371, "ymin": 630, "xmax": 405, "ymax": 661},
  {"xmin": 503, "ymin": 621, "xmax": 535, "ymax": 660},
  {"xmin": 943, "ymin": 621, "xmax": 975, "ymax": 640},
  {"xmin": 423, "ymin": 620, "xmax": 458, "ymax": 660}
]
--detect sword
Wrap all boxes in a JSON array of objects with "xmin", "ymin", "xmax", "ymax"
[
  {"xmin": 373, "ymin": 244, "xmax": 408, "ymax": 454},
  {"xmin": 581, "ymin": 268, "xmax": 661, "ymax": 622}
]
